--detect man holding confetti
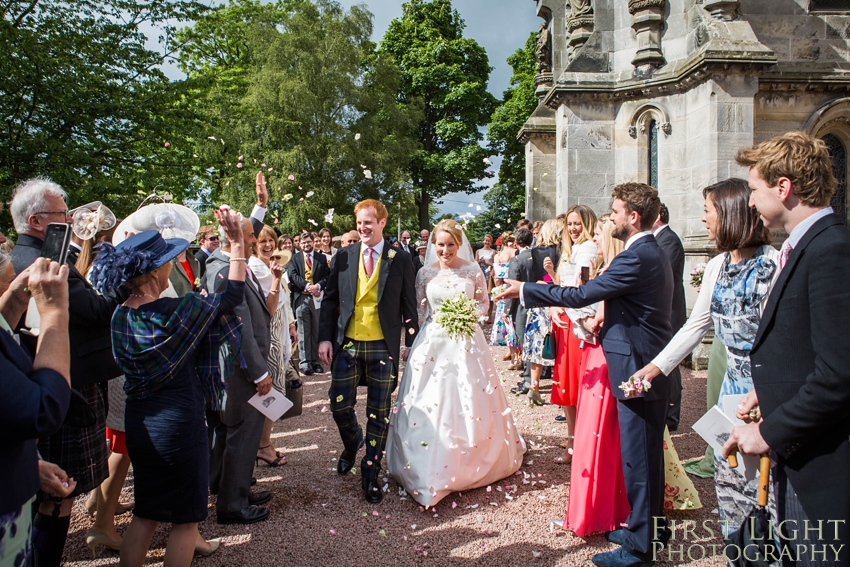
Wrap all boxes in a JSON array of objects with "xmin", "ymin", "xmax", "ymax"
[{"xmin": 318, "ymin": 199, "xmax": 419, "ymax": 503}]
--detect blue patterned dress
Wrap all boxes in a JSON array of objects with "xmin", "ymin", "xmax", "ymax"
[{"xmin": 710, "ymin": 249, "xmax": 777, "ymax": 535}]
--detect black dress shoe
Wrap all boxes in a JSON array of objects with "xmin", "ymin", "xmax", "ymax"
[
  {"xmin": 312, "ymin": 364, "xmax": 324, "ymax": 374},
  {"xmin": 301, "ymin": 367, "xmax": 314, "ymax": 376},
  {"xmin": 337, "ymin": 431, "xmax": 365, "ymax": 475},
  {"xmin": 362, "ymin": 478, "xmax": 383, "ymax": 503},
  {"xmin": 216, "ymin": 506, "xmax": 270, "ymax": 525},
  {"xmin": 248, "ymin": 491, "xmax": 272, "ymax": 505}
]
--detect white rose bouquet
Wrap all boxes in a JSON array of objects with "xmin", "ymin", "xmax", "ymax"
[{"xmin": 434, "ymin": 292, "xmax": 480, "ymax": 341}]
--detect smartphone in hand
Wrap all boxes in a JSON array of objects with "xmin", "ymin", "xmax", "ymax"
[
  {"xmin": 580, "ymin": 266, "xmax": 590, "ymax": 285},
  {"xmin": 41, "ymin": 223, "xmax": 72, "ymax": 265}
]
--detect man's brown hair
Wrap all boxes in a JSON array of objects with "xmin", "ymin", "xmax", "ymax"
[
  {"xmin": 611, "ymin": 182, "xmax": 661, "ymax": 231},
  {"xmin": 735, "ymin": 131, "xmax": 836, "ymax": 207},
  {"xmin": 197, "ymin": 224, "xmax": 217, "ymax": 242},
  {"xmin": 702, "ymin": 178, "xmax": 771, "ymax": 253},
  {"xmin": 354, "ymin": 199, "xmax": 388, "ymax": 221}
]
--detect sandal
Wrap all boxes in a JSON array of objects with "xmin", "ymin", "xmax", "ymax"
[
  {"xmin": 555, "ymin": 437, "xmax": 574, "ymax": 464},
  {"xmin": 256, "ymin": 445, "xmax": 287, "ymax": 467}
]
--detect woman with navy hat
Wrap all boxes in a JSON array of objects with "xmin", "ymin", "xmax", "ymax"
[{"xmin": 90, "ymin": 208, "xmax": 246, "ymax": 566}]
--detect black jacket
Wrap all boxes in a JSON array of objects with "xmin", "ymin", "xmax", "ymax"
[
  {"xmin": 195, "ymin": 247, "xmax": 211, "ymax": 278},
  {"xmin": 289, "ymin": 250, "xmax": 330, "ymax": 295},
  {"xmin": 655, "ymin": 225, "xmax": 686, "ymax": 333},
  {"xmin": 751, "ymin": 213, "xmax": 850, "ymax": 545},
  {"xmin": 10, "ymin": 234, "xmax": 126, "ymax": 387},
  {"xmin": 319, "ymin": 244, "xmax": 418, "ymax": 376}
]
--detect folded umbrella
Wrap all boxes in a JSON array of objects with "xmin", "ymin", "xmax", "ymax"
[{"xmin": 724, "ymin": 454, "xmax": 778, "ymax": 567}]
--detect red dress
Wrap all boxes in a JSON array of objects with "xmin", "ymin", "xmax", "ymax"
[
  {"xmin": 564, "ymin": 341, "xmax": 629, "ymax": 536},
  {"xmin": 550, "ymin": 313, "xmax": 582, "ymax": 407}
]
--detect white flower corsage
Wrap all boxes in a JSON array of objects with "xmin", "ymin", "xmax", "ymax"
[
  {"xmin": 387, "ymin": 249, "xmax": 397, "ymax": 260},
  {"xmin": 619, "ymin": 374, "xmax": 652, "ymax": 398}
]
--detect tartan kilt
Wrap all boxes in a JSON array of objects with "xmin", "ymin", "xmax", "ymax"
[{"xmin": 37, "ymin": 382, "xmax": 108, "ymax": 498}]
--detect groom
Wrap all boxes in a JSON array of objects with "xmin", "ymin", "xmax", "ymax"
[
  {"xmin": 497, "ymin": 183, "xmax": 672, "ymax": 567},
  {"xmin": 318, "ymin": 199, "xmax": 419, "ymax": 503}
]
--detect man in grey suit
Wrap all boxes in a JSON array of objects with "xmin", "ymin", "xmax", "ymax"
[
  {"xmin": 652, "ymin": 204, "xmax": 686, "ymax": 431},
  {"xmin": 204, "ymin": 214, "xmax": 273, "ymax": 524}
]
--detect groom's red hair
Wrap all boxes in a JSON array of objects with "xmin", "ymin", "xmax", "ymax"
[{"xmin": 354, "ymin": 199, "xmax": 388, "ymax": 221}]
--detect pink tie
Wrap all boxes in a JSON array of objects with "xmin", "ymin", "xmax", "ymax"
[
  {"xmin": 779, "ymin": 240, "xmax": 792, "ymax": 270},
  {"xmin": 306, "ymin": 253, "xmax": 312, "ymax": 269},
  {"xmin": 364, "ymin": 248, "xmax": 375, "ymax": 278}
]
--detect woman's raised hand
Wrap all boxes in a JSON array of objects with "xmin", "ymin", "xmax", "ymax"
[{"xmin": 214, "ymin": 207, "xmax": 243, "ymax": 245}]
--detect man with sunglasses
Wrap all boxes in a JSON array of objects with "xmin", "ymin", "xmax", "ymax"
[{"xmin": 195, "ymin": 225, "xmax": 220, "ymax": 278}]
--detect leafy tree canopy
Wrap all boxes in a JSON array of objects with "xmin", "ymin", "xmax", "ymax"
[{"xmin": 379, "ymin": 0, "xmax": 497, "ymax": 230}]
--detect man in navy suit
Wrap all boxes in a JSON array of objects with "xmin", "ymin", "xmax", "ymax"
[
  {"xmin": 726, "ymin": 132, "xmax": 849, "ymax": 565},
  {"xmin": 498, "ymin": 183, "xmax": 673, "ymax": 567}
]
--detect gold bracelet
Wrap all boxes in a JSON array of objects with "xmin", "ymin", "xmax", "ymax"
[
  {"xmin": 229, "ymin": 257, "xmax": 247, "ymax": 262},
  {"xmin": 268, "ymin": 289, "xmax": 280, "ymax": 294}
]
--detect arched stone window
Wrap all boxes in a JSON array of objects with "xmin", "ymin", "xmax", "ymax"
[
  {"xmin": 629, "ymin": 104, "xmax": 670, "ymax": 188},
  {"xmin": 803, "ymin": 97, "xmax": 850, "ymax": 225},
  {"xmin": 822, "ymin": 134, "xmax": 848, "ymax": 223}
]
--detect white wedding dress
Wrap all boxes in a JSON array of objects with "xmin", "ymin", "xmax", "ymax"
[{"xmin": 386, "ymin": 259, "xmax": 526, "ymax": 507}]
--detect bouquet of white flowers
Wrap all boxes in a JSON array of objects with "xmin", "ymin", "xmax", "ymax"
[{"xmin": 434, "ymin": 292, "xmax": 480, "ymax": 340}]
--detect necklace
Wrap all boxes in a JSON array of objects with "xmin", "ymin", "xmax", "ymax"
[{"xmin": 129, "ymin": 293, "xmax": 158, "ymax": 301}]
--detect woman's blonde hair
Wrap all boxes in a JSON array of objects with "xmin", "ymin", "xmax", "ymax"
[
  {"xmin": 560, "ymin": 205, "xmax": 597, "ymax": 262},
  {"xmin": 534, "ymin": 217, "xmax": 564, "ymax": 248},
  {"xmin": 597, "ymin": 214, "xmax": 624, "ymax": 267},
  {"xmin": 431, "ymin": 219, "xmax": 464, "ymax": 247}
]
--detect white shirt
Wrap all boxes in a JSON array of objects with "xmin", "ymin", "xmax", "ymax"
[
  {"xmin": 652, "ymin": 224, "xmax": 668, "ymax": 237},
  {"xmin": 624, "ymin": 231, "xmax": 652, "ymax": 250},
  {"xmin": 786, "ymin": 207, "xmax": 833, "ymax": 249}
]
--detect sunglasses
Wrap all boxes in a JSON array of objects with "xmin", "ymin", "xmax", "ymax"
[{"xmin": 207, "ymin": 236, "xmax": 220, "ymax": 241}]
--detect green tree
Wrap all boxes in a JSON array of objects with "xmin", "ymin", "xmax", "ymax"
[
  {"xmin": 379, "ymin": 0, "xmax": 497, "ymax": 230},
  {"xmin": 177, "ymin": 0, "xmax": 421, "ymax": 234},
  {"xmin": 477, "ymin": 31, "xmax": 538, "ymax": 234},
  {"xmin": 0, "ymin": 0, "xmax": 207, "ymax": 232}
]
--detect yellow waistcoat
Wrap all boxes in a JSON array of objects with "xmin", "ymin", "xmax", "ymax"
[{"xmin": 345, "ymin": 250, "xmax": 384, "ymax": 341}]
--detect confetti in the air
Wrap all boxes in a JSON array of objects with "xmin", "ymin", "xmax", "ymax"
[
  {"xmin": 305, "ymin": 191, "xmax": 315, "ymax": 198},
  {"xmin": 355, "ymin": 133, "xmax": 361, "ymax": 140},
  {"xmin": 237, "ymin": 163, "xmax": 243, "ymax": 168},
  {"xmin": 325, "ymin": 208, "xmax": 335, "ymax": 223},
  {"xmin": 308, "ymin": 219, "xmax": 318, "ymax": 226},
  {"xmin": 483, "ymin": 157, "xmax": 492, "ymax": 166},
  {"xmin": 288, "ymin": 174, "xmax": 295, "ymax": 181},
  {"xmin": 363, "ymin": 170, "xmax": 373, "ymax": 180},
  {"xmin": 283, "ymin": 194, "xmax": 293, "ymax": 201},
  {"xmin": 164, "ymin": 142, "xmax": 170, "ymax": 147}
]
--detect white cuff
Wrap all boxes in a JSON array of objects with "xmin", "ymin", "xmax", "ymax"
[
  {"xmin": 254, "ymin": 372, "xmax": 269, "ymax": 384},
  {"xmin": 251, "ymin": 205, "xmax": 267, "ymax": 222},
  {"xmin": 519, "ymin": 282, "xmax": 526, "ymax": 308}
]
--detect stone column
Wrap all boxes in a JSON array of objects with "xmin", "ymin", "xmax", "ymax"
[
  {"xmin": 628, "ymin": 0, "xmax": 666, "ymax": 70},
  {"xmin": 520, "ymin": 107, "xmax": 557, "ymax": 221}
]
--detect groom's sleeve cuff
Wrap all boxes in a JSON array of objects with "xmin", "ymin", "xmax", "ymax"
[{"xmin": 520, "ymin": 282, "xmax": 527, "ymax": 308}]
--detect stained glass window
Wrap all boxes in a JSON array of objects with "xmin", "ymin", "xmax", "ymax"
[
  {"xmin": 648, "ymin": 119, "xmax": 659, "ymax": 189},
  {"xmin": 822, "ymin": 134, "xmax": 847, "ymax": 224}
]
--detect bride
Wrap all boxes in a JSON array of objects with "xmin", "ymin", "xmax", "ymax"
[{"xmin": 386, "ymin": 219, "xmax": 526, "ymax": 507}]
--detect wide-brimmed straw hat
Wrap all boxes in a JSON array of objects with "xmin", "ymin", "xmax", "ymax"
[
  {"xmin": 271, "ymin": 248, "xmax": 293, "ymax": 266},
  {"xmin": 113, "ymin": 203, "xmax": 199, "ymax": 245}
]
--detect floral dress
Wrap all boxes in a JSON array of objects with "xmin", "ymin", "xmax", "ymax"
[
  {"xmin": 522, "ymin": 307, "xmax": 553, "ymax": 366},
  {"xmin": 489, "ymin": 262, "xmax": 517, "ymax": 347},
  {"xmin": 710, "ymin": 249, "xmax": 777, "ymax": 535}
]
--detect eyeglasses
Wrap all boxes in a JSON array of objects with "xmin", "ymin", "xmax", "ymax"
[
  {"xmin": 207, "ymin": 236, "xmax": 219, "ymax": 241},
  {"xmin": 33, "ymin": 210, "xmax": 70, "ymax": 217}
]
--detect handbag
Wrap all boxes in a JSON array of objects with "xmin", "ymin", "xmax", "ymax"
[
  {"xmin": 280, "ymin": 361, "xmax": 303, "ymax": 420},
  {"xmin": 542, "ymin": 333, "xmax": 556, "ymax": 361}
]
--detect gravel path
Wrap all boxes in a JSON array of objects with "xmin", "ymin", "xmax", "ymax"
[{"xmin": 63, "ymin": 342, "xmax": 726, "ymax": 567}]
